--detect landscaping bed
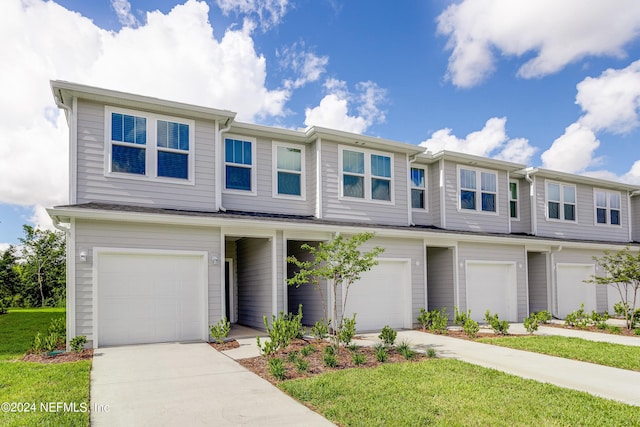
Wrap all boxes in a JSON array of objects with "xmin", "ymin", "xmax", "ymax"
[
  {"xmin": 22, "ymin": 349, "xmax": 93, "ymax": 364},
  {"xmin": 209, "ymin": 340, "xmax": 240, "ymax": 351},
  {"xmin": 543, "ymin": 321, "xmax": 640, "ymax": 337}
]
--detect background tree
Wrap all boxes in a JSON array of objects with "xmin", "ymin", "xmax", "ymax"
[
  {"xmin": 0, "ymin": 246, "xmax": 19, "ymax": 303},
  {"xmin": 287, "ymin": 232, "xmax": 384, "ymax": 344},
  {"xmin": 586, "ymin": 246, "xmax": 640, "ymax": 330},
  {"xmin": 18, "ymin": 225, "xmax": 66, "ymax": 307}
]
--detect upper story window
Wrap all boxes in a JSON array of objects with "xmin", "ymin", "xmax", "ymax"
[
  {"xmin": 459, "ymin": 167, "xmax": 497, "ymax": 213},
  {"xmin": 106, "ymin": 107, "xmax": 194, "ymax": 183},
  {"xmin": 340, "ymin": 147, "xmax": 393, "ymax": 203},
  {"xmin": 546, "ymin": 181, "xmax": 576, "ymax": 221},
  {"xmin": 410, "ymin": 167, "xmax": 426, "ymax": 209},
  {"xmin": 224, "ymin": 136, "xmax": 255, "ymax": 193},
  {"xmin": 509, "ymin": 180, "xmax": 519, "ymax": 219},
  {"xmin": 273, "ymin": 143, "xmax": 305, "ymax": 198},
  {"xmin": 594, "ymin": 190, "xmax": 621, "ymax": 225}
]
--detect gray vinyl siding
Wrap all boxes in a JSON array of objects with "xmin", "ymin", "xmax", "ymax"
[
  {"xmin": 527, "ymin": 252, "xmax": 548, "ymax": 313},
  {"xmin": 236, "ymin": 238, "xmax": 272, "ymax": 329},
  {"xmin": 222, "ymin": 136, "xmax": 314, "ymax": 216},
  {"xmin": 411, "ymin": 162, "xmax": 436, "ymax": 226},
  {"xmin": 75, "ymin": 99, "xmax": 217, "ymax": 210},
  {"xmin": 443, "ymin": 161, "xmax": 510, "ymax": 233},
  {"xmin": 632, "ymin": 196, "xmax": 640, "ymax": 242},
  {"xmin": 74, "ymin": 220, "xmax": 221, "ymax": 345},
  {"xmin": 457, "ymin": 242, "xmax": 528, "ymax": 321},
  {"xmin": 551, "ymin": 249, "xmax": 607, "ymax": 313},
  {"xmin": 430, "ymin": 163, "xmax": 442, "ymax": 227},
  {"xmin": 321, "ymin": 140, "xmax": 409, "ymax": 226},
  {"xmin": 275, "ymin": 231, "xmax": 284, "ymax": 313},
  {"xmin": 510, "ymin": 178, "xmax": 531, "ymax": 234},
  {"xmin": 534, "ymin": 178, "xmax": 630, "ymax": 242},
  {"xmin": 426, "ymin": 247, "xmax": 455, "ymax": 319},
  {"xmin": 287, "ymin": 241, "xmax": 326, "ymax": 325},
  {"xmin": 224, "ymin": 240, "xmax": 238, "ymax": 321}
]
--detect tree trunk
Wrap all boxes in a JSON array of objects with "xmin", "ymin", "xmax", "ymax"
[{"xmin": 38, "ymin": 263, "xmax": 45, "ymax": 307}]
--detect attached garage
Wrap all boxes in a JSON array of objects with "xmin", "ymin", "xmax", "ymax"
[
  {"xmin": 466, "ymin": 261, "xmax": 517, "ymax": 322},
  {"xmin": 96, "ymin": 249, "xmax": 208, "ymax": 347},
  {"xmin": 342, "ymin": 259, "xmax": 411, "ymax": 332},
  {"xmin": 556, "ymin": 263, "xmax": 596, "ymax": 319}
]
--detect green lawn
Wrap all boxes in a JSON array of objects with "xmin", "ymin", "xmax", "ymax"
[
  {"xmin": 0, "ymin": 308, "xmax": 91, "ymax": 427},
  {"xmin": 477, "ymin": 335, "xmax": 640, "ymax": 371},
  {"xmin": 280, "ymin": 359, "xmax": 640, "ymax": 426}
]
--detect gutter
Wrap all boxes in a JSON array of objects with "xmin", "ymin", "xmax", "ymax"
[{"xmin": 523, "ymin": 169, "xmax": 537, "ymax": 235}]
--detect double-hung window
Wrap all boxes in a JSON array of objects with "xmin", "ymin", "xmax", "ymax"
[
  {"xmin": 509, "ymin": 180, "xmax": 519, "ymax": 219},
  {"xmin": 546, "ymin": 181, "xmax": 576, "ymax": 221},
  {"xmin": 224, "ymin": 137, "xmax": 254, "ymax": 192},
  {"xmin": 410, "ymin": 167, "xmax": 426, "ymax": 209},
  {"xmin": 340, "ymin": 147, "xmax": 393, "ymax": 202},
  {"xmin": 273, "ymin": 143, "xmax": 304, "ymax": 198},
  {"xmin": 595, "ymin": 190, "xmax": 621, "ymax": 225},
  {"xmin": 459, "ymin": 167, "xmax": 497, "ymax": 213},
  {"xmin": 107, "ymin": 107, "xmax": 194, "ymax": 182}
]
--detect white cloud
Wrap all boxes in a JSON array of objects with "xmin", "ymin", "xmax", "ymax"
[
  {"xmin": 0, "ymin": 243, "xmax": 11, "ymax": 253},
  {"xmin": 215, "ymin": 0, "xmax": 289, "ymax": 30},
  {"xmin": 111, "ymin": 0, "xmax": 138, "ymax": 27},
  {"xmin": 576, "ymin": 60, "xmax": 640, "ymax": 134},
  {"xmin": 437, "ymin": 0, "xmax": 640, "ymax": 87},
  {"xmin": 304, "ymin": 79, "xmax": 387, "ymax": 134},
  {"xmin": 419, "ymin": 117, "xmax": 536, "ymax": 164},
  {"xmin": 0, "ymin": 0, "xmax": 296, "ymax": 229},
  {"xmin": 278, "ymin": 42, "xmax": 328, "ymax": 90},
  {"xmin": 540, "ymin": 123, "xmax": 600, "ymax": 173}
]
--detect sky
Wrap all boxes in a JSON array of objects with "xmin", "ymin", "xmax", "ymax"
[{"xmin": 2, "ymin": 0, "xmax": 640, "ymax": 248}]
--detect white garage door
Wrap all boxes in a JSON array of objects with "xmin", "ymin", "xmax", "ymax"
[
  {"xmin": 466, "ymin": 262, "xmax": 517, "ymax": 322},
  {"xmin": 97, "ymin": 251, "xmax": 207, "ymax": 347},
  {"xmin": 342, "ymin": 260, "xmax": 410, "ymax": 331},
  {"xmin": 556, "ymin": 264, "xmax": 596, "ymax": 319}
]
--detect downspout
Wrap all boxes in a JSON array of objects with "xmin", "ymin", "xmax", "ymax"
[
  {"xmin": 407, "ymin": 153, "xmax": 419, "ymax": 226},
  {"xmin": 52, "ymin": 216, "xmax": 74, "ymax": 349},
  {"xmin": 628, "ymin": 191, "xmax": 633, "ymax": 243},
  {"xmin": 215, "ymin": 118, "xmax": 233, "ymax": 212},
  {"xmin": 524, "ymin": 171, "xmax": 536, "ymax": 235}
]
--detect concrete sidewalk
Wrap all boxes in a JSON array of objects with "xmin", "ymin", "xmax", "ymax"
[
  {"xmin": 91, "ymin": 342, "xmax": 334, "ymax": 426},
  {"xmin": 355, "ymin": 330, "xmax": 640, "ymax": 407}
]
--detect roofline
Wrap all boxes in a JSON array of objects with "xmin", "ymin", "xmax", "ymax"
[
  {"xmin": 50, "ymin": 80, "xmax": 237, "ymax": 123},
  {"xmin": 229, "ymin": 121, "xmax": 308, "ymax": 143},
  {"xmin": 305, "ymin": 126, "xmax": 424, "ymax": 155},
  {"xmin": 47, "ymin": 205, "xmax": 636, "ymax": 251},
  {"xmin": 513, "ymin": 167, "xmax": 640, "ymax": 191},
  {"xmin": 429, "ymin": 150, "xmax": 526, "ymax": 171}
]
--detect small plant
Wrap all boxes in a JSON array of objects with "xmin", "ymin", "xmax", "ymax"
[
  {"xmin": 634, "ymin": 328, "xmax": 640, "ymax": 336},
  {"xmin": 454, "ymin": 306, "xmax": 472, "ymax": 326},
  {"xmin": 564, "ymin": 304, "xmax": 589, "ymax": 328},
  {"xmin": 300, "ymin": 345, "xmax": 315, "ymax": 357},
  {"xmin": 295, "ymin": 358, "xmax": 309, "ymax": 373},
  {"xmin": 323, "ymin": 345, "xmax": 336, "ymax": 356},
  {"xmin": 210, "ymin": 317, "xmax": 231, "ymax": 344},
  {"xmin": 311, "ymin": 319, "xmax": 329, "ymax": 339},
  {"xmin": 397, "ymin": 340, "xmax": 415, "ymax": 360},
  {"xmin": 536, "ymin": 310, "xmax": 552, "ymax": 323},
  {"xmin": 590, "ymin": 310, "xmax": 609, "ymax": 329},
  {"xmin": 605, "ymin": 324, "xmax": 622, "ymax": 334},
  {"xmin": 347, "ymin": 343, "xmax": 359, "ymax": 352},
  {"xmin": 484, "ymin": 310, "xmax": 510, "ymax": 335},
  {"xmin": 32, "ymin": 332, "xmax": 43, "ymax": 354},
  {"xmin": 323, "ymin": 353, "xmax": 338, "ymax": 368},
  {"xmin": 524, "ymin": 310, "xmax": 553, "ymax": 334},
  {"xmin": 426, "ymin": 348, "xmax": 437, "ymax": 358},
  {"xmin": 48, "ymin": 317, "xmax": 66, "ymax": 336},
  {"xmin": 70, "ymin": 335, "xmax": 87, "ymax": 352},
  {"xmin": 418, "ymin": 307, "xmax": 448, "ymax": 333},
  {"xmin": 463, "ymin": 318, "xmax": 479, "ymax": 338},
  {"xmin": 338, "ymin": 313, "xmax": 357, "ymax": 346},
  {"xmin": 286, "ymin": 351, "xmax": 299, "ymax": 363},
  {"xmin": 268, "ymin": 357, "xmax": 286, "ymax": 380},
  {"xmin": 352, "ymin": 351, "xmax": 366, "ymax": 366},
  {"xmin": 378, "ymin": 325, "xmax": 397, "ymax": 346},
  {"xmin": 257, "ymin": 304, "xmax": 304, "ymax": 355},
  {"xmin": 43, "ymin": 332, "xmax": 60, "ymax": 352},
  {"xmin": 374, "ymin": 343, "xmax": 388, "ymax": 362}
]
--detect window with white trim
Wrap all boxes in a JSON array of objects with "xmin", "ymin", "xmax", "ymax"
[
  {"xmin": 546, "ymin": 181, "xmax": 576, "ymax": 221},
  {"xmin": 410, "ymin": 167, "xmax": 426, "ymax": 209},
  {"xmin": 509, "ymin": 180, "xmax": 518, "ymax": 219},
  {"xmin": 273, "ymin": 143, "xmax": 304, "ymax": 198},
  {"xmin": 106, "ymin": 107, "xmax": 194, "ymax": 182},
  {"xmin": 340, "ymin": 147, "xmax": 393, "ymax": 202},
  {"xmin": 594, "ymin": 190, "xmax": 621, "ymax": 225},
  {"xmin": 459, "ymin": 167, "xmax": 497, "ymax": 213},
  {"xmin": 224, "ymin": 137, "xmax": 254, "ymax": 192}
]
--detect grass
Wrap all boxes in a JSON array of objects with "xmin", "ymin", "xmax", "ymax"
[
  {"xmin": 0, "ymin": 308, "xmax": 91, "ymax": 427},
  {"xmin": 477, "ymin": 335, "xmax": 640, "ymax": 371},
  {"xmin": 280, "ymin": 359, "xmax": 640, "ymax": 426}
]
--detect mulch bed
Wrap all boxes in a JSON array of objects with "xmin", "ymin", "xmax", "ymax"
[
  {"xmin": 236, "ymin": 338, "xmax": 426, "ymax": 384},
  {"xmin": 417, "ymin": 327, "xmax": 528, "ymax": 340},
  {"xmin": 542, "ymin": 322, "xmax": 639, "ymax": 337},
  {"xmin": 21, "ymin": 349, "xmax": 93, "ymax": 364},
  {"xmin": 209, "ymin": 340, "xmax": 240, "ymax": 351}
]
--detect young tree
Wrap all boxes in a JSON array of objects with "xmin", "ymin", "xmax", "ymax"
[
  {"xmin": 287, "ymin": 232, "xmax": 384, "ymax": 344},
  {"xmin": 0, "ymin": 246, "xmax": 19, "ymax": 302},
  {"xmin": 586, "ymin": 246, "xmax": 640, "ymax": 330},
  {"xmin": 18, "ymin": 225, "xmax": 66, "ymax": 307}
]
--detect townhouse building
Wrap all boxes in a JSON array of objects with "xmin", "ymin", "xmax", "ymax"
[{"xmin": 47, "ymin": 81, "xmax": 640, "ymax": 348}]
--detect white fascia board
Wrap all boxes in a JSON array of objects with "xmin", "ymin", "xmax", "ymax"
[{"xmin": 523, "ymin": 167, "xmax": 640, "ymax": 192}]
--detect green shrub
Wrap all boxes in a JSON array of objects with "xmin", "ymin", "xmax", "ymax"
[
  {"xmin": 352, "ymin": 351, "xmax": 366, "ymax": 366},
  {"xmin": 210, "ymin": 317, "xmax": 231, "ymax": 343},
  {"xmin": 0, "ymin": 299, "xmax": 8, "ymax": 315},
  {"xmin": 590, "ymin": 310, "xmax": 609, "ymax": 329},
  {"xmin": 397, "ymin": 340, "xmax": 415, "ymax": 360},
  {"xmin": 454, "ymin": 306, "xmax": 472, "ymax": 327},
  {"xmin": 634, "ymin": 328, "xmax": 640, "ymax": 336},
  {"xmin": 286, "ymin": 351, "xmax": 299, "ymax": 363},
  {"xmin": 613, "ymin": 302, "xmax": 640, "ymax": 329},
  {"xmin": 43, "ymin": 332, "xmax": 60, "ymax": 352},
  {"xmin": 70, "ymin": 335, "xmax": 87, "ymax": 352},
  {"xmin": 311, "ymin": 319, "xmax": 329, "ymax": 339},
  {"xmin": 300, "ymin": 345, "xmax": 315, "ymax": 357},
  {"xmin": 463, "ymin": 318, "xmax": 479, "ymax": 338},
  {"xmin": 536, "ymin": 310, "xmax": 552, "ymax": 323},
  {"xmin": 374, "ymin": 343, "xmax": 388, "ymax": 362},
  {"xmin": 257, "ymin": 304, "xmax": 304, "ymax": 356},
  {"xmin": 323, "ymin": 345, "xmax": 336, "ymax": 356},
  {"xmin": 295, "ymin": 358, "xmax": 309, "ymax": 373},
  {"xmin": 323, "ymin": 353, "xmax": 337, "ymax": 368},
  {"xmin": 48, "ymin": 317, "xmax": 66, "ymax": 336},
  {"xmin": 484, "ymin": 310, "xmax": 510, "ymax": 335},
  {"xmin": 605, "ymin": 324, "xmax": 622, "ymax": 334},
  {"xmin": 338, "ymin": 313, "xmax": 357, "ymax": 346},
  {"xmin": 426, "ymin": 348, "xmax": 437, "ymax": 358},
  {"xmin": 418, "ymin": 307, "xmax": 448, "ymax": 333},
  {"xmin": 32, "ymin": 332, "xmax": 43, "ymax": 354},
  {"xmin": 564, "ymin": 304, "xmax": 589, "ymax": 328},
  {"xmin": 378, "ymin": 325, "xmax": 397, "ymax": 346},
  {"xmin": 347, "ymin": 343, "xmax": 359, "ymax": 352},
  {"xmin": 523, "ymin": 313, "xmax": 539, "ymax": 334},
  {"xmin": 268, "ymin": 357, "xmax": 286, "ymax": 380}
]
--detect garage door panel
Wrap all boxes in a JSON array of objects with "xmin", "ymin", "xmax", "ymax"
[
  {"xmin": 466, "ymin": 262, "xmax": 517, "ymax": 322},
  {"xmin": 97, "ymin": 252, "xmax": 206, "ymax": 347},
  {"xmin": 556, "ymin": 264, "xmax": 596, "ymax": 319}
]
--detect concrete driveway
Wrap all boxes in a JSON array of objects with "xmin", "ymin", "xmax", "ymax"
[{"xmin": 90, "ymin": 342, "xmax": 334, "ymax": 426}]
